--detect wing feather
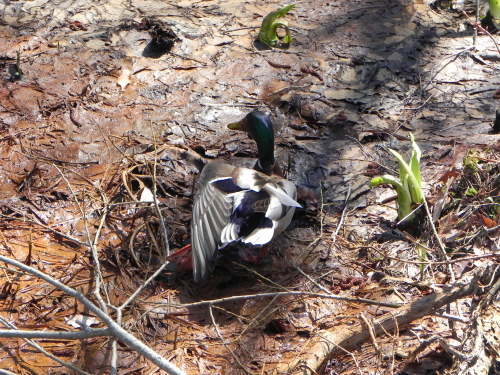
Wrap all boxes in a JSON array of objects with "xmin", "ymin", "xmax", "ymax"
[{"xmin": 191, "ymin": 165, "xmax": 235, "ymax": 282}]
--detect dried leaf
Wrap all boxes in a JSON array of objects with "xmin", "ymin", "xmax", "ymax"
[
  {"xmin": 478, "ymin": 213, "xmax": 497, "ymax": 228},
  {"xmin": 117, "ymin": 68, "xmax": 131, "ymax": 90}
]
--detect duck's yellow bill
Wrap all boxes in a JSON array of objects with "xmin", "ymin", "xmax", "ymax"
[{"xmin": 227, "ymin": 118, "xmax": 248, "ymax": 131}]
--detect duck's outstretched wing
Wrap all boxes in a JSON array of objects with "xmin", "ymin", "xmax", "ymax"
[{"xmin": 191, "ymin": 163, "xmax": 236, "ymax": 282}]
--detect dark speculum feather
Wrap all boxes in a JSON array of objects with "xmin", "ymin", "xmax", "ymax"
[
  {"xmin": 230, "ymin": 191, "xmax": 271, "ymax": 237},
  {"xmin": 212, "ymin": 177, "xmax": 245, "ymax": 193},
  {"xmin": 237, "ymin": 214, "xmax": 271, "ymax": 238}
]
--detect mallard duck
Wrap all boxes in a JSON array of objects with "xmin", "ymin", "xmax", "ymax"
[{"xmin": 191, "ymin": 111, "xmax": 300, "ymax": 281}]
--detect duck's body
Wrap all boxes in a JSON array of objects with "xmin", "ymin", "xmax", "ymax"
[
  {"xmin": 191, "ymin": 161, "xmax": 299, "ymax": 281},
  {"xmin": 190, "ymin": 111, "xmax": 300, "ymax": 281}
]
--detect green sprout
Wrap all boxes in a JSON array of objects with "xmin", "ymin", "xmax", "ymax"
[
  {"xmin": 482, "ymin": 0, "xmax": 500, "ymax": 30},
  {"xmin": 370, "ymin": 134, "xmax": 424, "ymax": 222},
  {"xmin": 465, "ymin": 187, "xmax": 478, "ymax": 197},
  {"xmin": 464, "ymin": 150, "xmax": 480, "ymax": 171},
  {"xmin": 258, "ymin": 4, "xmax": 295, "ymax": 48},
  {"xmin": 490, "ymin": 0, "xmax": 500, "ymax": 28}
]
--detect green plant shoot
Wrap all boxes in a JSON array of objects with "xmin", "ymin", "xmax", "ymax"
[
  {"xmin": 490, "ymin": 0, "xmax": 500, "ymax": 25},
  {"xmin": 370, "ymin": 134, "xmax": 424, "ymax": 222},
  {"xmin": 465, "ymin": 187, "xmax": 478, "ymax": 197},
  {"xmin": 258, "ymin": 4, "xmax": 295, "ymax": 48}
]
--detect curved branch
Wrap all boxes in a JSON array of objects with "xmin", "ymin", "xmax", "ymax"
[{"xmin": 0, "ymin": 255, "xmax": 186, "ymax": 375}]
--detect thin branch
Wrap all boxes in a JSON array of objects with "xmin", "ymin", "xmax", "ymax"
[
  {"xmin": 332, "ymin": 184, "xmax": 351, "ymax": 246},
  {"xmin": 423, "ymin": 195, "xmax": 460, "ymax": 336},
  {"xmin": 235, "ymin": 295, "xmax": 280, "ymax": 341},
  {"xmin": 53, "ymin": 165, "xmax": 109, "ymax": 311},
  {"xmin": 462, "ymin": 9, "xmax": 500, "ymax": 55},
  {"xmin": 423, "ymin": 199, "xmax": 455, "ymax": 282},
  {"xmin": 236, "ymin": 262, "xmax": 292, "ymax": 291},
  {"xmin": 0, "ymin": 328, "xmax": 112, "ymax": 339},
  {"xmin": 209, "ymin": 305, "xmax": 253, "ymax": 375},
  {"xmin": 307, "ymin": 184, "xmax": 325, "ymax": 249},
  {"xmin": 295, "ymin": 265, "xmax": 332, "ymax": 295},
  {"xmin": 433, "ymin": 312, "xmax": 469, "ymax": 323},
  {"xmin": 170, "ymin": 291, "xmax": 402, "ymax": 309},
  {"xmin": 369, "ymin": 231, "xmax": 498, "ymax": 265},
  {"xmin": 473, "ymin": 0, "xmax": 479, "ymax": 46},
  {"xmin": 374, "ymin": 251, "xmax": 499, "ymax": 265},
  {"xmin": 0, "ymin": 255, "xmax": 185, "ymax": 375},
  {"xmin": 315, "ymin": 334, "xmax": 363, "ymax": 375},
  {"xmin": 151, "ymin": 135, "xmax": 170, "ymax": 258},
  {"xmin": 360, "ymin": 313, "xmax": 380, "ymax": 353},
  {"xmin": 0, "ymin": 316, "xmax": 90, "ymax": 375},
  {"xmin": 111, "ymin": 131, "xmax": 173, "ymax": 375},
  {"xmin": 118, "ymin": 261, "xmax": 171, "ymax": 311},
  {"xmin": 423, "ymin": 49, "xmax": 473, "ymax": 92}
]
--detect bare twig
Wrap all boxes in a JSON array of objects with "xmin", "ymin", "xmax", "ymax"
[
  {"xmin": 150, "ymin": 133, "xmax": 170, "ymax": 259},
  {"xmin": 423, "ymin": 198, "xmax": 455, "ymax": 282},
  {"xmin": 462, "ymin": 10, "xmax": 500, "ymax": 55},
  {"xmin": 433, "ymin": 312, "xmax": 469, "ymax": 323},
  {"xmin": 423, "ymin": 49, "xmax": 474, "ymax": 92},
  {"xmin": 332, "ymin": 184, "xmax": 351, "ymax": 246},
  {"xmin": 295, "ymin": 265, "xmax": 332, "ymax": 295},
  {"xmin": 396, "ymin": 203, "xmax": 423, "ymax": 227},
  {"xmin": 236, "ymin": 262, "xmax": 291, "ymax": 291},
  {"xmin": 0, "ymin": 255, "xmax": 185, "ymax": 375},
  {"xmin": 370, "ymin": 246, "xmax": 500, "ymax": 266},
  {"xmin": 439, "ymin": 336, "xmax": 475, "ymax": 361},
  {"xmin": 113, "ymin": 222, "xmax": 171, "ymax": 374},
  {"xmin": 118, "ymin": 263, "xmax": 171, "ymax": 312},
  {"xmin": 347, "ymin": 135, "xmax": 396, "ymax": 174},
  {"xmin": 360, "ymin": 313, "xmax": 380, "ymax": 353},
  {"xmin": 314, "ymin": 334, "xmax": 363, "ymax": 375},
  {"xmin": 0, "ymin": 328, "xmax": 112, "ymax": 339},
  {"xmin": 302, "ymin": 184, "xmax": 325, "ymax": 251},
  {"xmin": 170, "ymin": 291, "xmax": 401, "ymax": 309},
  {"xmin": 53, "ymin": 165, "xmax": 110, "ymax": 311},
  {"xmin": 473, "ymin": 0, "xmax": 479, "ymax": 46},
  {"xmin": 235, "ymin": 295, "xmax": 280, "ymax": 341},
  {"xmin": 0, "ymin": 316, "xmax": 91, "ymax": 375},
  {"xmin": 481, "ymin": 265, "xmax": 500, "ymax": 304},
  {"xmin": 407, "ymin": 334, "xmax": 438, "ymax": 362},
  {"xmin": 0, "ymin": 370, "xmax": 19, "ymax": 375},
  {"xmin": 423, "ymin": 196, "xmax": 460, "ymax": 337},
  {"xmin": 209, "ymin": 305, "xmax": 253, "ymax": 375},
  {"xmin": 0, "ymin": 213, "xmax": 89, "ymax": 248}
]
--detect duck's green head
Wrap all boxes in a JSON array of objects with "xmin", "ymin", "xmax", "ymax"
[{"xmin": 228, "ymin": 111, "xmax": 275, "ymax": 174}]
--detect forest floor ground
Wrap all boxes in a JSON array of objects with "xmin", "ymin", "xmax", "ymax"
[{"xmin": 0, "ymin": 0, "xmax": 499, "ymax": 374}]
